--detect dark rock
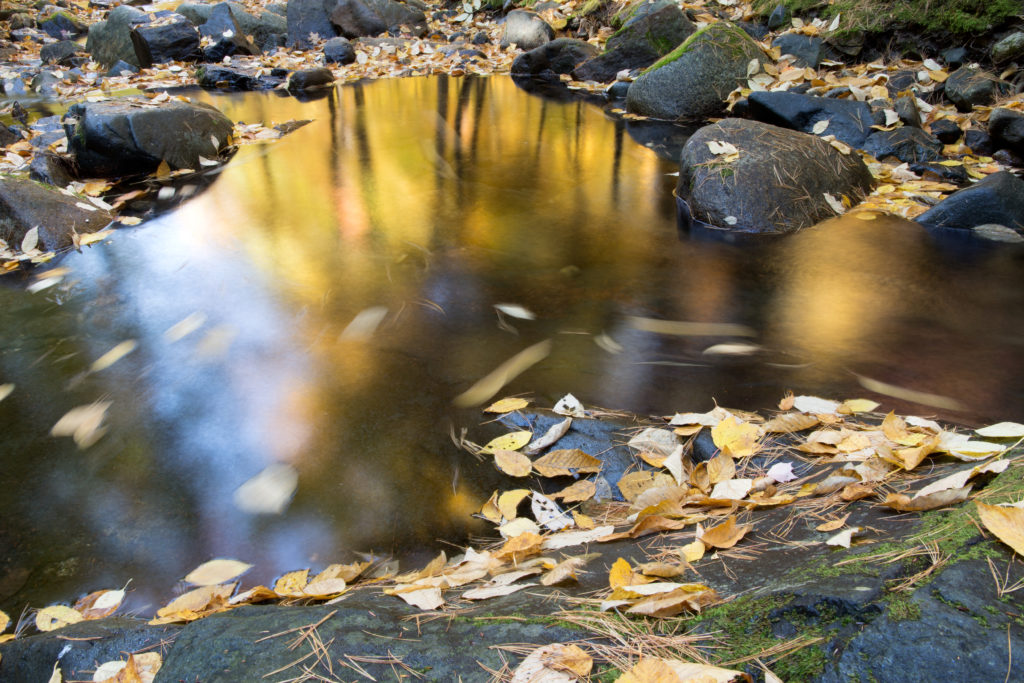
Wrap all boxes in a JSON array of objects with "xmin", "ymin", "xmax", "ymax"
[
  {"xmin": 196, "ymin": 2, "xmax": 240, "ymax": 37},
  {"xmin": 331, "ymin": 0, "xmax": 426, "ymax": 39},
  {"xmin": 38, "ymin": 9, "xmax": 86, "ymax": 39},
  {"xmin": 573, "ymin": 1, "xmax": 695, "ymax": 83},
  {"xmin": 928, "ymin": 118, "xmax": 961, "ymax": 144},
  {"xmin": 988, "ymin": 108, "xmax": 1024, "ymax": 158},
  {"xmin": 180, "ymin": 2, "xmax": 287, "ymax": 47},
  {"xmin": 945, "ymin": 65, "xmax": 999, "ymax": 112},
  {"xmin": 993, "ymin": 148, "xmax": 1023, "ymax": 167},
  {"xmin": 746, "ymin": 90, "xmax": 875, "ymax": 148},
  {"xmin": 624, "ymin": 119, "xmax": 699, "ymax": 162},
  {"xmin": 916, "ymin": 171, "xmax": 1024, "ymax": 233},
  {"xmin": 29, "ymin": 151, "xmax": 75, "ymax": 187},
  {"xmin": 992, "ymin": 30, "xmax": 1024, "ymax": 64},
  {"xmin": 203, "ymin": 32, "xmax": 260, "ymax": 62},
  {"xmin": 39, "ymin": 39, "xmax": 84, "ymax": 66},
  {"xmin": 626, "ymin": 22, "xmax": 765, "ymax": 120},
  {"xmin": 863, "ymin": 127, "xmax": 942, "ymax": 163},
  {"xmin": 287, "ymin": 0, "xmax": 339, "ymax": 48},
  {"xmin": 500, "ymin": 9, "xmax": 554, "ymax": 51},
  {"xmin": 894, "ymin": 93, "xmax": 921, "ymax": 128},
  {"xmin": 677, "ymin": 118, "xmax": 873, "ymax": 233},
  {"xmin": 131, "ymin": 14, "xmax": 201, "ymax": 68},
  {"xmin": 322, "ymin": 36, "xmax": 355, "ymax": 64},
  {"xmin": 196, "ymin": 64, "xmax": 259, "ymax": 89},
  {"xmin": 472, "ymin": 31, "xmax": 488, "ymax": 45},
  {"xmin": 511, "ymin": 38, "xmax": 597, "ymax": 78},
  {"xmin": 30, "ymin": 71, "xmax": 60, "ymax": 95},
  {"xmin": 0, "ymin": 125, "xmax": 19, "ymax": 147},
  {"xmin": 105, "ymin": 59, "xmax": 139, "ymax": 77},
  {"xmin": 9, "ymin": 12, "xmax": 34, "ymax": 30},
  {"xmin": 908, "ymin": 161, "xmax": 968, "ymax": 185},
  {"xmin": 86, "ymin": 5, "xmax": 148, "ymax": 68},
  {"xmin": 605, "ymin": 80, "xmax": 630, "ymax": 100},
  {"xmin": 737, "ymin": 21, "xmax": 768, "ymax": 41},
  {"xmin": 772, "ymin": 32, "xmax": 823, "ymax": 68},
  {"xmin": 964, "ymin": 127, "xmax": 993, "ymax": 155},
  {"xmin": 766, "ymin": 4, "xmax": 790, "ymax": 31},
  {"xmin": 286, "ymin": 67, "xmax": 333, "ymax": 92},
  {"xmin": 64, "ymin": 99, "xmax": 232, "ymax": 177},
  {"xmin": 0, "ymin": 178, "xmax": 113, "ymax": 252},
  {"xmin": 941, "ymin": 46, "xmax": 967, "ymax": 69}
]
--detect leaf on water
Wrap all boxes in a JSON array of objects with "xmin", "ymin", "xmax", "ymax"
[
  {"xmin": 484, "ymin": 397, "xmax": 530, "ymax": 414},
  {"xmin": 825, "ymin": 526, "xmax": 862, "ymax": 548},
  {"xmin": 498, "ymin": 489, "xmax": 532, "ymax": 521},
  {"xmin": 453, "ymin": 339, "xmax": 551, "ymax": 407},
  {"xmin": 462, "ymin": 581, "xmax": 537, "ymax": 600},
  {"xmin": 627, "ymin": 427, "xmax": 679, "ymax": 457},
  {"xmin": 532, "ymin": 492, "xmax": 572, "ymax": 531},
  {"xmin": 75, "ymin": 589, "xmax": 125, "ymax": 620},
  {"xmin": 532, "ymin": 448, "xmax": 602, "ymax": 477},
  {"xmin": 816, "ymin": 514, "xmax": 850, "ymax": 532},
  {"xmin": 793, "ymin": 395, "xmax": 841, "ymax": 414},
  {"xmin": 977, "ymin": 502, "xmax": 1024, "ymax": 556},
  {"xmin": 0, "ymin": 384, "xmax": 13, "ymax": 402},
  {"xmin": 35, "ymin": 605, "xmax": 83, "ymax": 632},
  {"xmin": 711, "ymin": 416, "xmax": 760, "ymax": 457},
  {"xmin": 698, "ymin": 516, "xmax": 750, "ymax": 549},
  {"xmin": 479, "ymin": 431, "xmax": 533, "ymax": 455},
  {"xmin": 21, "ymin": 226, "xmax": 39, "ymax": 253},
  {"xmin": 762, "ymin": 412, "xmax": 819, "ymax": 434},
  {"xmin": 233, "ymin": 463, "xmax": 298, "ymax": 515},
  {"xmin": 882, "ymin": 485, "xmax": 972, "ymax": 512},
  {"xmin": 976, "ymin": 422, "xmax": 1024, "ymax": 439},
  {"xmin": 767, "ymin": 462, "xmax": 798, "ymax": 483},
  {"xmin": 339, "ymin": 306, "xmax": 388, "ymax": 341},
  {"xmin": 553, "ymin": 393, "xmax": 587, "ymax": 417},
  {"xmin": 51, "ymin": 401, "xmax": 112, "ymax": 449},
  {"xmin": 494, "ymin": 449, "xmax": 532, "ymax": 477},
  {"xmin": 542, "ymin": 525, "xmax": 615, "ymax": 550},
  {"xmin": 550, "ymin": 479, "xmax": 596, "ymax": 503},
  {"xmin": 89, "ymin": 340, "xmax": 137, "ymax": 374},
  {"xmin": 164, "ymin": 312, "xmax": 207, "ymax": 342},
  {"xmin": 494, "ymin": 303, "xmax": 535, "ymax": 320},
  {"xmin": 184, "ymin": 559, "xmax": 252, "ymax": 587},
  {"xmin": 274, "ymin": 569, "xmax": 310, "ymax": 597},
  {"xmin": 525, "ymin": 417, "xmax": 572, "ymax": 454},
  {"xmin": 710, "ymin": 478, "xmax": 753, "ymax": 500}
]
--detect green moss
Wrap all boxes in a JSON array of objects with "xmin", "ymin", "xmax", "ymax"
[
  {"xmin": 753, "ymin": 0, "xmax": 1019, "ymax": 35},
  {"xmin": 644, "ymin": 22, "xmax": 757, "ymax": 73},
  {"xmin": 886, "ymin": 593, "xmax": 922, "ymax": 621}
]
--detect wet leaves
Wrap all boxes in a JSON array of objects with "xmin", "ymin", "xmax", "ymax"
[
  {"xmin": 480, "ymin": 430, "xmax": 532, "ymax": 455},
  {"xmin": 51, "ymin": 400, "xmax": 112, "ymax": 449},
  {"xmin": 35, "ymin": 605, "xmax": 82, "ymax": 632},
  {"xmin": 533, "ymin": 449, "xmax": 602, "ymax": 477}
]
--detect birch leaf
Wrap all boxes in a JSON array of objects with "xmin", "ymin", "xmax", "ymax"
[
  {"xmin": 882, "ymin": 485, "xmax": 971, "ymax": 512},
  {"xmin": 698, "ymin": 516, "xmax": 750, "ymax": 549},
  {"xmin": 978, "ymin": 502, "xmax": 1024, "ymax": 556},
  {"xmin": 484, "ymin": 397, "xmax": 529, "ymax": 414},
  {"xmin": 550, "ymin": 479, "xmax": 596, "ymax": 503},
  {"xmin": 762, "ymin": 412, "xmax": 819, "ymax": 433},
  {"xmin": 479, "ymin": 431, "xmax": 532, "ymax": 455},
  {"xmin": 525, "ymin": 417, "xmax": 571, "ymax": 454},
  {"xmin": 35, "ymin": 605, "xmax": 82, "ymax": 632},
  {"xmin": 185, "ymin": 559, "xmax": 252, "ymax": 586},
  {"xmin": 553, "ymin": 393, "xmax": 587, "ymax": 417},
  {"xmin": 498, "ymin": 489, "xmax": 532, "ymax": 520},
  {"xmin": 463, "ymin": 582, "xmax": 537, "ymax": 600},
  {"xmin": 711, "ymin": 416, "xmax": 760, "ymax": 457},
  {"xmin": 976, "ymin": 422, "xmax": 1024, "ymax": 438},
  {"xmin": 542, "ymin": 525, "xmax": 615, "ymax": 550},
  {"xmin": 826, "ymin": 526, "xmax": 862, "ymax": 548},
  {"xmin": 532, "ymin": 492, "xmax": 572, "ymax": 531},
  {"xmin": 494, "ymin": 449, "xmax": 532, "ymax": 477},
  {"xmin": 533, "ymin": 449, "xmax": 601, "ymax": 477}
]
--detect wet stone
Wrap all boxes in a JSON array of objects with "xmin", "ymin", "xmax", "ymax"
[
  {"xmin": 928, "ymin": 118, "xmax": 961, "ymax": 143},
  {"xmin": 39, "ymin": 39, "xmax": 85, "ymax": 66},
  {"xmin": 286, "ymin": 67, "xmax": 334, "ymax": 92}
]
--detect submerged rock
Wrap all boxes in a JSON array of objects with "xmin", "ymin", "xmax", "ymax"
[
  {"xmin": 0, "ymin": 177, "xmax": 112, "ymax": 251},
  {"xmin": 64, "ymin": 99, "xmax": 232, "ymax": 178},
  {"xmin": 916, "ymin": 171, "xmax": 1024, "ymax": 234},
  {"xmin": 677, "ymin": 118, "xmax": 874, "ymax": 233},
  {"xmin": 286, "ymin": 67, "xmax": 334, "ymax": 92},
  {"xmin": 322, "ymin": 36, "xmax": 356, "ymax": 63},
  {"xmin": 625, "ymin": 22, "xmax": 765, "ymax": 120},
  {"xmin": 511, "ymin": 38, "xmax": 597, "ymax": 78},
  {"xmin": 500, "ymin": 10, "xmax": 553, "ymax": 51},
  {"xmin": 746, "ymin": 90, "xmax": 876, "ymax": 148}
]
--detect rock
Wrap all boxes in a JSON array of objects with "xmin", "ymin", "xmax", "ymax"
[
  {"xmin": 737, "ymin": 21, "xmax": 768, "ymax": 41},
  {"xmin": 944, "ymin": 65, "xmax": 999, "ymax": 112},
  {"xmin": 894, "ymin": 93, "xmax": 921, "ymax": 128},
  {"xmin": 572, "ymin": 0, "xmax": 695, "ymax": 83},
  {"xmin": 916, "ymin": 171, "xmax": 1024, "ymax": 233},
  {"xmin": 0, "ymin": 125, "xmax": 18, "ymax": 147},
  {"xmin": 964, "ymin": 127, "xmax": 993, "ymax": 155},
  {"xmin": 992, "ymin": 30, "xmax": 1024, "ymax": 64},
  {"xmin": 322, "ymin": 36, "xmax": 355, "ymax": 64},
  {"xmin": 197, "ymin": 7, "xmax": 260, "ymax": 61},
  {"xmin": 863, "ymin": 127, "xmax": 942, "ymax": 163},
  {"xmin": 746, "ymin": 90, "xmax": 876, "ymax": 148},
  {"xmin": 330, "ymin": 0, "xmax": 426, "ymax": 39},
  {"xmin": 105, "ymin": 59, "xmax": 139, "ymax": 77},
  {"xmin": 196, "ymin": 64, "xmax": 259, "ymax": 89},
  {"xmin": 203, "ymin": 32, "xmax": 260, "ymax": 62},
  {"xmin": 31, "ymin": 71, "xmax": 60, "ymax": 95},
  {"xmin": 8, "ymin": 12, "xmax": 34, "ymax": 30},
  {"xmin": 286, "ymin": 67, "xmax": 333, "ymax": 92},
  {"xmin": 626, "ymin": 22, "xmax": 765, "ymax": 120},
  {"xmin": 64, "ymin": 99, "xmax": 232, "ymax": 177},
  {"xmin": 38, "ymin": 9, "xmax": 87, "ymax": 39},
  {"xmin": 500, "ymin": 9, "xmax": 554, "ymax": 51},
  {"xmin": 29, "ymin": 151, "xmax": 75, "ymax": 187},
  {"xmin": 988, "ymin": 108, "xmax": 1024, "ymax": 158},
  {"xmin": 908, "ymin": 161, "xmax": 968, "ymax": 185},
  {"xmin": 287, "ymin": 0, "xmax": 339, "ymax": 48},
  {"xmin": 941, "ymin": 46, "xmax": 967, "ymax": 69},
  {"xmin": 39, "ymin": 39, "xmax": 84, "ymax": 66},
  {"xmin": 511, "ymin": 38, "xmax": 597, "ymax": 78},
  {"xmin": 195, "ymin": 2, "xmax": 240, "ymax": 36},
  {"xmin": 677, "ymin": 118, "xmax": 873, "ymax": 233},
  {"xmin": 86, "ymin": 5, "xmax": 148, "ymax": 68},
  {"xmin": 767, "ymin": 4, "xmax": 790, "ymax": 31},
  {"xmin": 180, "ymin": 2, "xmax": 286, "ymax": 47},
  {"xmin": 605, "ymin": 80, "xmax": 629, "ymax": 100},
  {"xmin": 131, "ymin": 14, "xmax": 201, "ymax": 68},
  {"xmin": 472, "ymin": 31, "xmax": 488, "ymax": 45},
  {"xmin": 772, "ymin": 32, "xmax": 823, "ymax": 68},
  {"xmin": 0, "ymin": 178, "xmax": 113, "ymax": 251},
  {"xmin": 928, "ymin": 118, "xmax": 961, "ymax": 143}
]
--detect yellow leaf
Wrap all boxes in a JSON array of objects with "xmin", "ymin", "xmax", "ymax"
[
  {"xmin": 618, "ymin": 470, "xmax": 675, "ymax": 502},
  {"xmin": 274, "ymin": 569, "xmax": 310, "ymax": 596},
  {"xmin": 479, "ymin": 431, "xmax": 532, "ymax": 455},
  {"xmin": 707, "ymin": 452, "xmax": 736, "ymax": 484},
  {"xmin": 550, "ymin": 479, "xmax": 596, "ymax": 503},
  {"xmin": 619, "ymin": 657, "xmax": 743, "ymax": 682},
  {"xmin": 155, "ymin": 584, "xmax": 234, "ymax": 620},
  {"xmin": 0, "ymin": 609, "xmax": 7, "ymax": 634},
  {"xmin": 541, "ymin": 556, "xmax": 588, "ymax": 586},
  {"xmin": 883, "ymin": 485, "xmax": 972, "ymax": 512},
  {"xmin": 313, "ymin": 561, "xmax": 370, "ymax": 584},
  {"xmin": 882, "ymin": 411, "xmax": 923, "ymax": 446},
  {"xmin": 680, "ymin": 539, "xmax": 706, "ymax": 562},
  {"xmin": 572, "ymin": 511, "xmax": 595, "ymax": 529},
  {"xmin": 498, "ymin": 489, "xmax": 531, "ymax": 520},
  {"xmin": 299, "ymin": 577, "xmax": 348, "ymax": 598},
  {"xmin": 711, "ymin": 416, "xmax": 760, "ymax": 457},
  {"xmin": 494, "ymin": 532, "xmax": 544, "ymax": 563},
  {"xmin": 74, "ymin": 589, "xmax": 125, "ymax": 620},
  {"xmin": 976, "ymin": 422, "xmax": 1024, "ymax": 439},
  {"xmin": 35, "ymin": 605, "xmax": 83, "ymax": 632},
  {"xmin": 155, "ymin": 160, "xmax": 171, "ymax": 179},
  {"xmin": 698, "ymin": 516, "xmax": 750, "ymax": 549},
  {"xmin": 816, "ymin": 514, "xmax": 850, "ymax": 532},
  {"xmin": 184, "ymin": 559, "xmax": 252, "ymax": 586},
  {"xmin": 840, "ymin": 398, "xmax": 880, "ymax": 414},
  {"xmin": 453, "ymin": 339, "xmax": 551, "ymax": 407},
  {"xmin": 609, "ymin": 557, "xmax": 635, "ymax": 589},
  {"xmin": 89, "ymin": 340, "xmax": 137, "ymax": 374},
  {"xmin": 494, "ymin": 449, "xmax": 532, "ymax": 477},
  {"xmin": 762, "ymin": 412, "xmax": 819, "ymax": 433},
  {"xmin": 483, "ymin": 397, "xmax": 529, "ymax": 414},
  {"xmin": 977, "ymin": 502, "xmax": 1024, "ymax": 556},
  {"xmin": 532, "ymin": 448, "xmax": 602, "ymax": 477},
  {"xmin": 480, "ymin": 491, "xmax": 502, "ymax": 523},
  {"xmin": 625, "ymin": 585, "xmax": 719, "ymax": 617}
]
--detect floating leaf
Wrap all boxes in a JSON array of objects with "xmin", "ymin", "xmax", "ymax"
[
  {"xmin": 453, "ymin": 339, "xmax": 551, "ymax": 407},
  {"xmin": 553, "ymin": 393, "xmax": 587, "ymax": 417},
  {"xmin": 51, "ymin": 401, "xmax": 112, "ymax": 449},
  {"xmin": 494, "ymin": 303, "xmax": 535, "ymax": 320},
  {"xmin": 698, "ymin": 516, "xmax": 750, "ymax": 549},
  {"xmin": 532, "ymin": 448, "xmax": 602, "ymax": 477},
  {"xmin": 977, "ymin": 502, "xmax": 1024, "ymax": 556},
  {"xmin": 185, "ymin": 559, "xmax": 252, "ymax": 586},
  {"xmin": 89, "ymin": 340, "xmax": 137, "ymax": 374},
  {"xmin": 233, "ymin": 463, "xmax": 297, "ymax": 515},
  {"xmin": 484, "ymin": 397, "xmax": 530, "ymax": 414},
  {"xmin": 525, "ymin": 417, "xmax": 571, "ymax": 454},
  {"xmin": 35, "ymin": 605, "xmax": 82, "ymax": 632},
  {"xmin": 976, "ymin": 422, "xmax": 1024, "ymax": 438},
  {"xmin": 494, "ymin": 449, "xmax": 532, "ymax": 477},
  {"xmin": 0, "ymin": 384, "xmax": 13, "ymax": 402},
  {"xmin": 479, "ymin": 431, "xmax": 533, "ymax": 455}
]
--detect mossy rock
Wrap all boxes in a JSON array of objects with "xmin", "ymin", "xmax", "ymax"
[{"xmin": 752, "ymin": 0, "xmax": 1020, "ymax": 36}]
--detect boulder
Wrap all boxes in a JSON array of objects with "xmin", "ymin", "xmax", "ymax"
[
  {"xmin": 928, "ymin": 118, "xmax": 961, "ymax": 143},
  {"xmin": 86, "ymin": 5, "xmax": 148, "ymax": 68},
  {"xmin": 330, "ymin": 0, "xmax": 426, "ymax": 39},
  {"xmin": 894, "ymin": 93, "xmax": 922, "ymax": 128},
  {"xmin": 988, "ymin": 108, "xmax": 1024, "ymax": 158},
  {"xmin": 511, "ymin": 38, "xmax": 597, "ymax": 78},
  {"xmin": 0, "ymin": 125, "xmax": 18, "ymax": 147},
  {"xmin": 676, "ymin": 118, "xmax": 874, "ymax": 233},
  {"xmin": 862, "ymin": 127, "xmax": 942, "ymax": 163},
  {"xmin": 767, "ymin": 4, "xmax": 790, "ymax": 30},
  {"xmin": 8, "ymin": 13, "xmax": 34, "ymax": 30},
  {"xmin": 196, "ymin": 64, "xmax": 259, "ymax": 89},
  {"xmin": 64, "ymin": 99, "xmax": 232, "ymax": 178},
  {"xmin": 772, "ymin": 32, "xmax": 823, "ymax": 68},
  {"xmin": 625, "ymin": 22, "xmax": 765, "ymax": 120},
  {"xmin": 131, "ymin": 14, "xmax": 201, "ymax": 68},
  {"xmin": 287, "ymin": 0, "xmax": 339, "ymax": 48},
  {"xmin": 39, "ymin": 40, "xmax": 85, "ymax": 66},
  {"xmin": 286, "ymin": 67, "xmax": 333, "ymax": 92},
  {"xmin": 964, "ymin": 127, "xmax": 993, "ymax": 155},
  {"xmin": 322, "ymin": 36, "xmax": 355, "ymax": 63},
  {"xmin": 945, "ymin": 66, "xmax": 999, "ymax": 112},
  {"xmin": 29, "ymin": 151, "xmax": 75, "ymax": 188},
  {"xmin": 38, "ymin": 10, "xmax": 87, "ymax": 40},
  {"xmin": 745, "ymin": 90, "xmax": 876, "ymax": 148},
  {"xmin": 572, "ymin": 0, "xmax": 695, "ymax": 83},
  {"xmin": 916, "ymin": 172, "xmax": 1024, "ymax": 233},
  {"xmin": 180, "ymin": 2, "xmax": 287, "ymax": 46},
  {"xmin": 198, "ymin": 7, "xmax": 260, "ymax": 61},
  {"xmin": 105, "ymin": 60, "xmax": 140, "ymax": 77},
  {"xmin": 992, "ymin": 31, "xmax": 1024, "ymax": 64},
  {"xmin": 500, "ymin": 10, "xmax": 553, "ymax": 51},
  {"xmin": 0, "ymin": 178, "xmax": 113, "ymax": 252}
]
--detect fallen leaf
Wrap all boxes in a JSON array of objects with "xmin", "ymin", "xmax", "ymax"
[
  {"xmin": 914, "ymin": 469, "xmax": 974, "ymax": 498},
  {"xmin": 74, "ymin": 589, "xmax": 125, "ymax": 620},
  {"xmin": 882, "ymin": 485, "xmax": 972, "ymax": 511},
  {"xmin": 510, "ymin": 644, "xmax": 590, "ymax": 683},
  {"xmin": 274, "ymin": 569, "xmax": 310, "ymax": 596},
  {"xmin": 762, "ymin": 412, "xmax": 819, "ymax": 433},
  {"xmin": 532, "ymin": 449, "xmax": 602, "ymax": 477},
  {"xmin": 390, "ymin": 586, "xmax": 444, "ymax": 610},
  {"xmin": 550, "ymin": 479, "xmax": 596, "ymax": 503},
  {"xmin": 484, "ymin": 397, "xmax": 530, "ymax": 414},
  {"xmin": 949, "ymin": 441, "xmax": 1008, "ymax": 460},
  {"xmin": 609, "ymin": 557, "xmax": 639, "ymax": 589},
  {"xmin": 233, "ymin": 463, "xmax": 297, "ymax": 515},
  {"xmin": 680, "ymin": 539, "xmax": 706, "ymax": 562},
  {"xmin": 826, "ymin": 526, "xmax": 862, "ymax": 548},
  {"xmin": 480, "ymin": 431, "xmax": 533, "ymax": 455},
  {"xmin": 462, "ymin": 582, "xmax": 537, "ymax": 600},
  {"xmin": 90, "ymin": 340, "xmax": 137, "ymax": 373},
  {"xmin": 618, "ymin": 471, "xmax": 675, "ymax": 502},
  {"xmin": 707, "ymin": 140, "xmax": 739, "ymax": 155},
  {"xmin": 710, "ymin": 479, "xmax": 753, "ymax": 500},
  {"xmin": 976, "ymin": 422, "xmax": 1024, "ymax": 438},
  {"xmin": 494, "ymin": 449, "xmax": 532, "ymax": 477},
  {"xmin": 499, "ymin": 517, "xmax": 541, "ymax": 539},
  {"xmin": 0, "ymin": 384, "xmax": 12, "ymax": 402},
  {"xmin": 698, "ymin": 516, "xmax": 750, "ymax": 549},
  {"xmin": 840, "ymin": 398, "xmax": 880, "ymax": 414},
  {"xmin": 707, "ymin": 452, "xmax": 737, "ymax": 484},
  {"xmin": 977, "ymin": 502, "xmax": 1024, "ymax": 556},
  {"xmin": 35, "ymin": 605, "xmax": 83, "ymax": 632},
  {"xmin": 572, "ymin": 511, "xmax": 595, "ymax": 529},
  {"xmin": 498, "ymin": 489, "xmax": 532, "ymax": 520},
  {"xmin": 525, "ymin": 417, "xmax": 572, "ymax": 454},
  {"xmin": 532, "ymin": 492, "xmax": 572, "ymax": 530},
  {"xmin": 51, "ymin": 401, "xmax": 112, "ymax": 449},
  {"xmin": 553, "ymin": 393, "xmax": 587, "ymax": 417},
  {"xmin": 712, "ymin": 416, "xmax": 760, "ymax": 457},
  {"xmin": 184, "ymin": 559, "xmax": 252, "ymax": 586},
  {"xmin": 626, "ymin": 584, "xmax": 719, "ymax": 617},
  {"xmin": 480, "ymin": 491, "xmax": 502, "ymax": 523},
  {"xmin": 663, "ymin": 444, "xmax": 685, "ymax": 485},
  {"xmin": 494, "ymin": 303, "xmax": 535, "ymax": 320},
  {"xmin": 453, "ymin": 339, "xmax": 551, "ymax": 407},
  {"xmin": 154, "ymin": 584, "xmax": 234, "ymax": 621},
  {"xmin": 816, "ymin": 514, "xmax": 850, "ymax": 532},
  {"xmin": 602, "ymin": 515, "xmax": 689, "ymax": 541},
  {"xmin": 0, "ymin": 609, "xmax": 7, "ymax": 634},
  {"xmin": 767, "ymin": 462, "xmax": 798, "ymax": 483},
  {"xmin": 495, "ymin": 532, "xmax": 545, "ymax": 563},
  {"xmin": 541, "ymin": 556, "xmax": 589, "ymax": 585},
  {"xmin": 299, "ymin": 578, "xmax": 348, "ymax": 598},
  {"xmin": 21, "ymin": 226, "xmax": 39, "ymax": 253},
  {"xmin": 793, "ymin": 395, "xmax": 841, "ymax": 414},
  {"xmin": 619, "ymin": 657, "xmax": 746, "ymax": 682},
  {"xmin": 628, "ymin": 427, "xmax": 680, "ymax": 456},
  {"xmin": 542, "ymin": 525, "xmax": 615, "ymax": 549}
]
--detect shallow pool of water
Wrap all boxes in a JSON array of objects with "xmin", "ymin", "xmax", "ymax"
[{"xmin": 1, "ymin": 75, "xmax": 1022, "ymax": 614}]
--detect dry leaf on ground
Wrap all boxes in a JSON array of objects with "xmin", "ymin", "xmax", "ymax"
[
  {"xmin": 977, "ymin": 502, "xmax": 1024, "ymax": 556},
  {"xmin": 184, "ymin": 559, "xmax": 252, "ymax": 586}
]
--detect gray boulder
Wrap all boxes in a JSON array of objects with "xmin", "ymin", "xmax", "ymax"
[
  {"xmin": 677, "ymin": 118, "xmax": 874, "ymax": 233},
  {"xmin": 862, "ymin": 127, "xmax": 942, "ymax": 163},
  {"xmin": 287, "ymin": 67, "xmax": 334, "ymax": 92},
  {"xmin": 500, "ymin": 10, "xmax": 554, "ymax": 51},
  {"xmin": 287, "ymin": 0, "xmax": 339, "ymax": 48},
  {"xmin": 511, "ymin": 38, "xmax": 597, "ymax": 77},
  {"xmin": 330, "ymin": 0, "xmax": 426, "ymax": 39},
  {"xmin": 0, "ymin": 178, "xmax": 113, "ymax": 252},
  {"xmin": 625, "ymin": 22, "xmax": 765, "ymax": 120},
  {"xmin": 916, "ymin": 172, "xmax": 1024, "ymax": 233},
  {"xmin": 322, "ymin": 36, "xmax": 355, "ymax": 63},
  {"xmin": 38, "ymin": 9, "xmax": 87, "ymax": 40},
  {"xmin": 40, "ymin": 40, "xmax": 85, "ymax": 66},
  {"xmin": 988, "ymin": 108, "xmax": 1024, "ymax": 158},
  {"xmin": 992, "ymin": 31, "xmax": 1024, "ymax": 64},
  {"xmin": 945, "ymin": 65, "xmax": 999, "ymax": 112},
  {"xmin": 64, "ymin": 99, "xmax": 232, "ymax": 178},
  {"xmin": 772, "ymin": 32, "xmax": 823, "ymax": 68},
  {"xmin": 86, "ymin": 5, "xmax": 148, "ymax": 68},
  {"xmin": 130, "ymin": 13, "xmax": 201, "ymax": 68},
  {"xmin": 746, "ymin": 90, "xmax": 876, "ymax": 148},
  {"xmin": 179, "ymin": 2, "xmax": 287, "ymax": 46},
  {"xmin": 573, "ymin": 0, "xmax": 695, "ymax": 83}
]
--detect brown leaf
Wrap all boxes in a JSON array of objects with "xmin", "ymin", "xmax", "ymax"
[
  {"xmin": 313, "ymin": 561, "xmax": 370, "ymax": 584},
  {"xmin": 625, "ymin": 585, "xmax": 720, "ymax": 617},
  {"xmin": 882, "ymin": 485, "xmax": 972, "ymax": 512},
  {"xmin": 707, "ymin": 452, "xmax": 736, "ymax": 484},
  {"xmin": 74, "ymin": 589, "xmax": 125, "ymax": 620},
  {"xmin": 895, "ymin": 435, "xmax": 941, "ymax": 470},
  {"xmin": 532, "ymin": 449, "xmax": 602, "ymax": 477},
  {"xmin": 977, "ymin": 502, "xmax": 1024, "ymax": 556},
  {"xmin": 494, "ymin": 449, "xmax": 532, "ymax": 477},
  {"xmin": 601, "ymin": 515, "xmax": 689, "ymax": 541},
  {"xmin": 618, "ymin": 470, "xmax": 675, "ymax": 502},
  {"xmin": 494, "ymin": 532, "xmax": 545, "ymax": 563},
  {"xmin": 815, "ymin": 514, "xmax": 850, "ymax": 532},
  {"xmin": 541, "ymin": 556, "xmax": 589, "ymax": 586},
  {"xmin": 638, "ymin": 562, "xmax": 689, "ymax": 578},
  {"xmin": 550, "ymin": 479, "xmax": 596, "ymax": 502},
  {"xmin": 840, "ymin": 482, "xmax": 876, "ymax": 501},
  {"xmin": 698, "ymin": 516, "xmax": 750, "ymax": 549},
  {"xmin": 762, "ymin": 412, "xmax": 819, "ymax": 433}
]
